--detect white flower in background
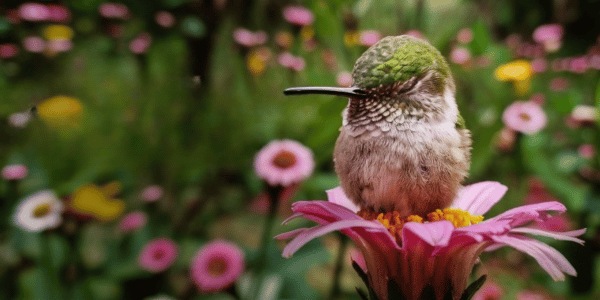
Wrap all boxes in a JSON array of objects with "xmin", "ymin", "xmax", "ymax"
[{"xmin": 14, "ymin": 190, "xmax": 64, "ymax": 232}]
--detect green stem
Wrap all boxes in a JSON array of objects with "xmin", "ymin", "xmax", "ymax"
[
  {"xmin": 252, "ymin": 184, "xmax": 282, "ymax": 299},
  {"xmin": 41, "ymin": 231, "xmax": 63, "ymax": 299},
  {"xmin": 328, "ymin": 234, "xmax": 349, "ymax": 300},
  {"xmin": 414, "ymin": 0, "xmax": 426, "ymax": 30}
]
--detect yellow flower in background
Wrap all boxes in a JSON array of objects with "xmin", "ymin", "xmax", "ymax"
[
  {"xmin": 494, "ymin": 60, "xmax": 533, "ymax": 96},
  {"xmin": 70, "ymin": 184, "xmax": 125, "ymax": 222},
  {"xmin": 300, "ymin": 26, "xmax": 314, "ymax": 41},
  {"xmin": 36, "ymin": 95, "xmax": 83, "ymax": 128},
  {"xmin": 494, "ymin": 60, "xmax": 532, "ymax": 81},
  {"xmin": 43, "ymin": 24, "xmax": 74, "ymax": 41},
  {"xmin": 246, "ymin": 47, "xmax": 271, "ymax": 76},
  {"xmin": 344, "ymin": 30, "xmax": 360, "ymax": 47}
]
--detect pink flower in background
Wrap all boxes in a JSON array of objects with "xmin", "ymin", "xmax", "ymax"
[
  {"xmin": 282, "ymin": 6, "xmax": 314, "ymax": 26},
  {"xmin": 549, "ymin": 77, "xmax": 569, "ymax": 91},
  {"xmin": 141, "ymin": 185, "xmax": 164, "ymax": 202},
  {"xmin": 494, "ymin": 127, "xmax": 517, "ymax": 153},
  {"xmin": 138, "ymin": 238, "xmax": 178, "ymax": 273},
  {"xmin": 359, "ymin": 30, "xmax": 381, "ymax": 47},
  {"xmin": 404, "ymin": 29, "xmax": 425, "ymax": 40},
  {"xmin": 18, "ymin": 3, "xmax": 50, "ymax": 22},
  {"xmin": 277, "ymin": 52, "xmax": 305, "ymax": 71},
  {"xmin": 155, "ymin": 11, "xmax": 175, "ymax": 28},
  {"xmin": 99, "ymin": 3, "xmax": 130, "ymax": 20},
  {"xmin": 129, "ymin": 33, "xmax": 152, "ymax": 54},
  {"xmin": 529, "ymin": 93, "xmax": 545, "ymax": 105},
  {"xmin": 516, "ymin": 290, "xmax": 553, "ymax": 300},
  {"xmin": 336, "ymin": 71, "xmax": 353, "ymax": 87},
  {"xmin": 0, "ymin": 44, "xmax": 19, "ymax": 59},
  {"xmin": 190, "ymin": 240, "xmax": 245, "ymax": 293},
  {"xmin": 502, "ymin": 101, "xmax": 547, "ymax": 134},
  {"xmin": 278, "ymin": 182, "xmax": 585, "ymax": 300},
  {"xmin": 531, "ymin": 58, "xmax": 547, "ymax": 73},
  {"xmin": 254, "ymin": 139, "xmax": 314, "ymax": 186},
  {"xmin": 23, "ymin": 36, "xmax": 46, "ymax": 53},
  {"xmin": 450, "ymin": 47, "xmax": 471, "ymax": 65},
  {"xmin": 578, "ymin": 144, "xmax": 595, "ymax": 159},
  {"xmin": 569, "ymin": 57, "xmax": 588, "ymax": 73},
  {"xmin": 533, "ymin": 24, "xmax": 564, "ymax": 52},
  {"xmin": 233, "ymin": 28, "xmax": 268, "ymax": 47},
  {"xmin": 2, "ymin": 164, "xmax": 28, "ymax": 180},
  {"xmin": 472, "ymin": 281, "xmax": 503, "ymax": 300},
  {"xmin": 119, "ymin": 211, "xmax": 147, "ymax": 233},
  {"xmin": 47, "ymin": 5, "xmax": 70, "ymax": 23},
  {"xmin": 569, "ymin": 105, "xmax": 598, "ymax": 126},
  {"xmin": 46, "ymin": 39, "xmax": 72, "ymax": 53},
  {"xmin": 456, "ymin": 28, "xmax": 473, "ymax": 44}
]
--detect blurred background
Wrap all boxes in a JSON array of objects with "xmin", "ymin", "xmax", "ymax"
[{"xmin": 0, "ymin": 0, "xmax": 599, "ymax": 299}]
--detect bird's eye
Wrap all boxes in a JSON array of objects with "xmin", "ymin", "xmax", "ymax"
[{"xmin": 398, "ymin": 77, "xmax": 419, "ymax": 93}]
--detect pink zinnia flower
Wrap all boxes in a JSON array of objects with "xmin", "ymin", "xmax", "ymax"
[
  {"xmin": 98, "ymin": 3, "xmax": 130, "ymax": 20},
  {"xmin": 129, "ymin": 33, "xmax": 152, "ymax": 54},
  {"xmin": 190, "ymin": 240, "xmax": 245, "ymax": 293},
  {"xmin": 47, "ymin": 5, "xmax": 70, "ymax": 23},
  {"xmin": 531, "ymin": 58, "xmax": 547, "ymax": 73},
  {"xmin": 450, "ymin": 47, "xmax": 471, "ymax": 65},
  {"xmin": 278, "ymin": 182, "xmax": 585, "ymax": 300},
  {"xmin": 18, "ymin": 3, "xmax": 50, "ymax": 22},
  {"xmin": 233, "ymin": 28, "xmax": 268, "ymax": 47},
  {"xmin": 472, "ymin": 281, "xmax": 503, "ymax": 300},
  {"xmin": 23, "ymin": 36, "xmax": 46, "ymax": 53},
  {"xmin": 155, "ymin": 11, "xmax": 175, "ymax": 28},
  {"xmin": 277, "ymin": 52, "xmax": 305, "ymax": 71},
  {"xmin": 569, "ymin": 57, "xmax": 588, "ymax": 73},
  {"xmin": 119, "ymin": 211, "xmax": 147, "ymax": 233},
  {"xmin": 533, "ymin": 24, "xmax": 563, "ymax": 52},
  {"xmin": 0, "ymin": 44, "xmax": 19, "ymax": 59},
  {"xmin": 2, "ymin": 164, "xmax": 28, "ymax": 180},
  {"xmin": 456, "ymin": 28, "xmax": 473, "ymax": 44},
  {"xmin": 578, "ymin": 144, "xmax": 595, "ymax": 159},
  {"xmin": 138, "ymin": 238, "xmax": 178, "ymax": 273},
  {"xmin": 46, "ymin": 40, "xmax": 72, "ymax": 53},
  {"xmin": 254, "ymin": 139, "xmax": 314, "ymax": 187},
  {"xmin": 359, "ymin": 30, "xmax": 382, "ymax": 47},
  {"xmin": 141, "ymin": 185, "xmax": 164, "ymax": 202},
  {"xmin": 282, "ymin": 6, "xmax": 314, "ymax": 26},
  {"xmin": 502, "ymin": 101, "xmax": 547, "ymax": 134},
  {"xmin": 336, "ymin": 71, "xmax": 353, "ymax": 87}
]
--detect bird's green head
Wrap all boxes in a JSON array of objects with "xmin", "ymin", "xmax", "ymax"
[{"xmin": 352, "ymin": 35, "xmax": 451, "ymax": 92}]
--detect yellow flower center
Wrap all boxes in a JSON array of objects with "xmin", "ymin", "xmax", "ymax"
[
  {"xmin": 358, "ymin": 208, "xmax": 483, "ymax": 241},
  {"xmin": 272, "ymin": 150, "xmax": 297, "ymax": 169},
  {"xmin": 33, "ymin": 203, "xmax": 52, "ymax": 218},
  {"xmin": 519, "ymin": 112, "xmax": 531, "ymax": 122},
  {"xmin": 208, "ymin": 257, "xmax": 228, "ymax": 277}
]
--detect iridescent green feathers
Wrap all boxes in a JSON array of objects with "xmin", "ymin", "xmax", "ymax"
[{"xmin": 352, "ymin": 35, "xmax": 451, "ymax": 89}]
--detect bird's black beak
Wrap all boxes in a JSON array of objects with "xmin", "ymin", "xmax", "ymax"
[{"xmin": 283, "ymin": 86, "xmax": 367, "ymax": 99}]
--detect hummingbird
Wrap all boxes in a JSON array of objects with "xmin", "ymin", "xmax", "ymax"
[{"xmin": 284, "ymin": 35, "xmax": 471, "ymax": 216}]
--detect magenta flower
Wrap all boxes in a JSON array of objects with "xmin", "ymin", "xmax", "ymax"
[
  {"xmin": 22, "ymin": 36, "xmax": 46, "ymax": 53},
  {"xmin": 456, "ymin": 28, "xmax": 473, "ymax": 44},
  {"xmin": 18, "ymin": 3, "xmax": 50, "ymax": 22},
  {"xmin": 129, "ymin": 33, "xmax": 152, "ymax": 54},
  {"xmin": 359, "ymin": 30, "xmax": 382, "ymax": 47},
  {"xmin": 2, "ymin": 164, "xmax": 28, "ymax": 180},
  {"xmin": 578, "ymin": 144, "xmax": 595, "ymax": 159},
  {"xmin": 277, "ymin": 52, "xmax": 306, "ymax": 71},
  {"xmin": 254, "ymin": 139, "xmax": 314, "ymax": 187},
  {"xmin": 472, "ymin": 281, "xmax": 503, "ymax": 300},
  {"xmin": 138, "ymin": 238, "xmax": 178, "ymax": 273},
  {"xmin": 531, "ymin": 58, "xmax": 547, "ymax": 73},
  {"xmin": 190, "ymin": 240, "xmax": 245, "ymax": 293},
  {"xmin": 282, "ymin": 6, "xmax": 314, "ymax": 26},
  {"xmin": 449, "ymin": 47, "xmax": 471, "ymax": 65},
  {"xmin": 47, "ymin": 4, "xmax": 70, "ymax": 23},
  {"xmin": 336, "ymin": 71, "xmax": 353, "ymax": 87},
  {"xmin": 277, "ymin": 182, "xmax": 585, "ymax": 300},
  {"xmin": 502, "ymin": 101, "xmax": 547, "ymax": 134},
  {"xmin": 98, "ymin": 3, "xmax": 130, "ymax": 20},
  {"xmin": 0, "ymin": 44, "xmax": 19, "ymax": 59},
  {"xmin": 155, "ymin": 11, "xmax": 175, "ymax": 28},
  {"xmin": 140, "ymin": 185, "xmax": 164, "ymax": 202},
  {"xmin": 118, "ymin": 211, "xmax": 147, "ymax": 233},
  {"xmin": 533, "ymin": 24, "xmax": 563, "ymax": 52},
  {"xmin": 233, "ymin": 28, "xmax": 268, "ymax": 47}
]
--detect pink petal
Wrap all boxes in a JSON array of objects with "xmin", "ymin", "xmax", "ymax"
[
  {"xmin": 452, "ymin": 181, "xmax": 508, "ymax": 215},
  {"xmin": 490, "ymin": 201, "xmax": 566, "ymax": 227},
  {"xmin": 291, "ymin": 200, "xmax": 361, "ymax": 225},
  {"xmin": 492, "ymin": 235, "xmax": 576, "ymax": 281},
  {"xmin": 326, "ymin": 187, "xmax": 359, "ymax": 213},
  {"xmin": 510, "ymin": 227, "xmax": 585, "ymax": 245},
  {"xmin": 274, "ymin": 227, "xmax": 307, "ymax": 240},
  {"xmin": 282, "ymin": 219, "xmax": 385, "ymax": 258},
  {"xmin": 402, "ymin": 221, "xmax": 454, "ymax": 248}
]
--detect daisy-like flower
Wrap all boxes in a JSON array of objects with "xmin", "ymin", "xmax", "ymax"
[
  {"xmin": 282, "ymin": 5, "xmax": 314, "ymax": 26},
  {"xmin": 138, "ymin": 238, "xmax": 178, "ymax": 273},
  {"xmin": 254, "ymin": 139, "xmax": 315, "ymax": 187},
  {"xmin": 277, "ymin": 182, "xmax": 585, "ymax": 300},
  {"xmin": 118, "ymin": 211, "xmax": 147, "ymax": 233},
  {"xmin": 14, "ymin": 190, "xmax": 64, "ymax": 232},
  {"xmin": 190, "ymin": 240, "xmax": 245, "ymax": 293},
  {"xmin": 2, "ymin": 164, "xmax": 28, "ymax": 180},
  {"xmin": 532, "ymin": 24, "xmax": 564, "ymax": 53},
  {"xmin": 502, "ymin": 101, "xmax": 547, "ymax": 134}
]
